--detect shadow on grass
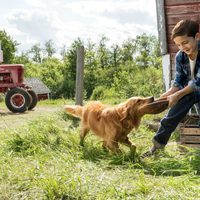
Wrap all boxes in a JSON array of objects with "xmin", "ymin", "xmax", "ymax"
[
  {"xmin": 80, "ymin": 144, "xmax": 110, "ymax": 162},
  {"xmin": 0, "ymin": 110, "xmax": 30, "ymax": 116},
  {"xmin": 80, "ymin": 142, "xmax": 137, "ymax": 165},
  {"xmin": 137, "ymin": 148, "xmax": 200, "ymax": 177},
  {"xmin": 81, "ymin": 143, "xmax": 200, "ymax": 177}
]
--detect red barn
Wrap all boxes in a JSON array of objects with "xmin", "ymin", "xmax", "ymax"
[{"xmin": 25, "ymin": 78, "xmax": 51, "ymax": 100}]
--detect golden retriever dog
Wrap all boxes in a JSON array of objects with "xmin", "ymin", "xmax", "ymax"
[{"xmin": 64, "ymin": 97, "xmax": 168, "ymax": 153}]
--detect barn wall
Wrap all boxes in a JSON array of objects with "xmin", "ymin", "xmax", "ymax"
[
  {"xmin": 37, "ymin": 94, "xmax": 49, "ymax": 101},
  {"xmin": 163, "ymin": 0, "xmax": 200, "ymax": 80}
]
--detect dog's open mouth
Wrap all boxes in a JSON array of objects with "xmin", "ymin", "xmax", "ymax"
[{"xmin": 142, "ymin": 97, "xmax": 169, "ymax": 114}]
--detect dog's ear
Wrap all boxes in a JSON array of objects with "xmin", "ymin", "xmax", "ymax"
[
  {"xmin": 117, "ymin": 99, "xmax": 138, "ymax": 121},
  {"xmin": 139, "ymin": 99, "xmax": 168, "ymax": 115}
]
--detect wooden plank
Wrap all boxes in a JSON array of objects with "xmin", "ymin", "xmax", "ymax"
[
  {"xmin": 180, "ymin": 128, "xmax": 200, "ymax": 135},
  {"xmin": 165, "ymin": 0, "xmax": 200, "ymax": 6},
  {"xmin": 180, "ymin": 135, "xmax": 200, "ymax": 143},
  {"xmin": 180, "ymin": 131, "xmax": 200, "ymax": 135},
  {"xmin": 179, "ymin": 143, "xmax": 200, "ymax": 148},
  {"xmin": 170, "ymin": 53, "xmax": 176, "ymax": 59},
  {"xmin": 165, "ymin": 4, "xmax": 200, "ymax": 15},
  {"xmin": 166, "ymin": 14, "xmax": 200, "ymax": 25},
  {"xmin": 182, "ymin": 125, "xmax": 199, "ymax": 128},
  {"xmin": 171, "ymin": 68, "xmax": 176, "ymax": 79},
  {"xmin": 168, "ymin": 44, "xmax": 179, "ymax": 54},
  {"xmin": 167, "ymin": 25, "xmax": 177, "ymax": 34}
]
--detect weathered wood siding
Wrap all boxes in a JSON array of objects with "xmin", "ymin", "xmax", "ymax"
[
  {"xmin": 164, "ymin": 0, "xmax": 200, "ymax": 79},
  {"xmin": 38, "ymin": 94, "xmax": 49, "ymax": 101}
]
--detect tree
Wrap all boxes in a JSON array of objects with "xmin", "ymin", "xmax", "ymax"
[
  {"xmin": 40, "ymin": 58, "xmax": 64, "ymax": 98},
  {"xmin": 85, "ymin": 40, "xmax": 97, "ymax": 69},
  {"xmin": 60, "ymin": 44, "xmax": 66, "ymax": 61},
  {"xmin": 135, "ymin": 33, "xmax": 161, "ymax": 68},
  {"xmin": 14, "ymin": 33, "xmax": 162, "ymax": 100},
  {"xmin": 110, "ymin": 44, "xmax": 121, "ymax": 67},
  {"xmin": 13, "ymin": 51, "xmax": 30, "ymax": 65},
  {"xmin": 59, "ymin": 38, "xmax": 84, "ymax": 98},
  {"xmin": 97, "ymin": 35, "xmax": 110, "ymax": 68},
  {"xmin": 84, "ymin": 40, "xmax": 98, "ymax": 98},
  {"xmin": 0, "ymin": 30, "xmax": 18, "ymax": 63},
  {"xmin": 24, "ymin": 62, "xmax": 41, "ymax": 78},
  {"xmin": 121, "ymin": 38, "xmax": 136, "ymax": 64},
  {"xmin": 44, "ymin": 39, "xmax": 56, "ymax": 58},
  {"xmin": 29, "ymin": 43, "xmax": 42, "ymax": 63}
]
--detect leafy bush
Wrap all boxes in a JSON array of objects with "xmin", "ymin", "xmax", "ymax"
[
  {"xmin": 90, "ymin": 86, "xmax": 105, "ymax": 100},
  {"xmin": 90, "ymin": 86, "xmax": 121, "ymax": 104},
  {"xmin": 112, "ymin": 66, "xmax": 164, "ymax": 98},
  {"xmin": 90, "ymin": 86, "xmax": 116, "ymax": 100}
]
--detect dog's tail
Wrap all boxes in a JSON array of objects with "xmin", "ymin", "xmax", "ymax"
[{"xmin": 64, "ymin": 105, "xmax": 83, "ymax": 118}]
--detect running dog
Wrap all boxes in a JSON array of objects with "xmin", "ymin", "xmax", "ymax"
[{"xmin": 64, "ymin": 97, "xmax": 168, "ymax": 153}]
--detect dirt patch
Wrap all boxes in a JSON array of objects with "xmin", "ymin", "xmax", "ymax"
[{"xmin": 0, "ymin": 105, "xmax": 62, "ymax": 130}]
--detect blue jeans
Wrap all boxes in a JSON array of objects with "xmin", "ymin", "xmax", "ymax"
[{"xmin": 153, "ymin": 91, "xmax": 200, "ymax": 145}]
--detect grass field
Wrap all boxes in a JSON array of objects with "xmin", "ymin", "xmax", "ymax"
[{"xmin": 0, "ymin": 99, "xmax": 200, "ymax": 200}]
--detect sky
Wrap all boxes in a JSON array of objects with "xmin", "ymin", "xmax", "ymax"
[{"xmin": 0, "ymin": 0, "xmax": 158, "ymax": 55}]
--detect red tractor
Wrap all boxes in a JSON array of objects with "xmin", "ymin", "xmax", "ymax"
[{"xmin": 0, "ymin": 64, "xmax": 38, "ymax": 113}]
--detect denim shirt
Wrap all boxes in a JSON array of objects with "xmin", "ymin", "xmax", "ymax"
[{"xmin": 173, "ymin": 40, "xmax": 200, "ymax": 90}]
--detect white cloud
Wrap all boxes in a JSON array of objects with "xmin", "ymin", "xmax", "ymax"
[
  {"xmin": 0, "ymin": 0, "xmax": 157, "ymax": 54},
  {"xmin": 6, "ymin": 9, "xmax": 60, "ymax": 51},
  {"xmin": 65, "ymin": 0, "xmax": 153, "ymax": 14},
  {"xmin": 23, "ymin": 0, "xmax": 46, "ymax": 8}
]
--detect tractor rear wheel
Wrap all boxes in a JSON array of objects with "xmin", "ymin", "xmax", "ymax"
[
  {"xmin": 5, "ymin": 88, "xmax": 31, "ymax": 113},
  {"xmin": 27, "ymin": 90, "xmax": 38, "ymax": 110}
]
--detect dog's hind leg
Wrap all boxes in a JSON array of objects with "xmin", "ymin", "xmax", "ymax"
[
  {"xmin": 106, "ymin": 140, "xmax": 121, "ymax": 154},
  {"xmin": 120, "ymin": 137, "xmax": 136, "ymax": 153},
  {"xmin": 80, "ymin": 127, "xmax": 89, "ymax": 146}
]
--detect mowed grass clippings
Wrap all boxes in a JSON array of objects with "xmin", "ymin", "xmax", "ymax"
[{"xmin": 0, "ymin": 100, "xmax": 200, "ymax": 199}]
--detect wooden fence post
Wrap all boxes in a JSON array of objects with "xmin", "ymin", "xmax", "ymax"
[
  {"xmin": 75, "ymin": 46, "xmax": 84, "ymax": 105},
  {"xmin": 0, "ymin": 41, "xmax": 3, "ymax": 63}
]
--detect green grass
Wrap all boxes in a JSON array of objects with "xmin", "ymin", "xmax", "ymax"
[
  {"xmin": 0, "ymin": 100, "xmax": 200, "ymax": 199},
  {"xmin": 37, "ymin": 98, "xmax": 74, "ymax": 106}
]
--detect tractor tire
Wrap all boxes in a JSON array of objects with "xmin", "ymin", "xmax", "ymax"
[
  {"xmin": 5, "ymin": 88, "xmax": 31, "ymax": 113},
  {"xmin": 27, "ymin": 90, "xmax": 38, "ymax": 110}
]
